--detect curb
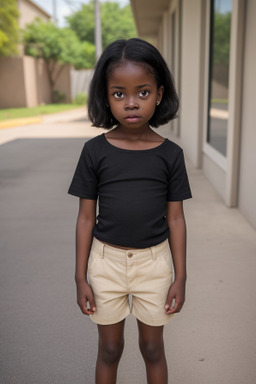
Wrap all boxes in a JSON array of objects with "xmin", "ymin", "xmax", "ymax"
[{"xmin": 0, "ymin": 117, "xmax": 43, "ymax": 130}]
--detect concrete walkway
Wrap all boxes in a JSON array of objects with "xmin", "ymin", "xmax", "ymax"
[{"xmin": 0, "ymin": 110, "xmax": 256, "ymax": 384}]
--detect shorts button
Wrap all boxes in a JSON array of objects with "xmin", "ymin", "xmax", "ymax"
[{"xmin": 127, "ymin": 251, "xmax": 133, "ymax": 258}]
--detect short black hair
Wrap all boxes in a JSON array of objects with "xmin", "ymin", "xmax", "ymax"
[{"xmin": 88, "ymin": 38, "xmax": 179, "ymax": 128}]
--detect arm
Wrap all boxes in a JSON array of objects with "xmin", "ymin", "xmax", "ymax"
[
  {"xmin": 165, "ymin": 201, "xmax": 187, "ymax": 314},
  {"xmin": 75, "ymin": 198, "xmax": 97, "ymax": 315}
]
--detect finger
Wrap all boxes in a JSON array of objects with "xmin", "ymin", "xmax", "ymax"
[
  {"xmin": 88, "ymin": 295, "xmax": 96, "ymax": 312},
  {"xmin": 165, "ymin": 295, "xmax": 175, "ymax": 312},
  {"xmin": 78, "ymin": 298, "xmax": 92, "ymax": 315},
  {"xmin": 167, "ymin": 300, "xmax": 184, "ymax": 314},
  {"xmin": 88, "ymin": 299, "xmax": 96, "ymax": 313},
  {"xmin": 79, "ymin": 302, "xmax": 90, "ymax": 315}
]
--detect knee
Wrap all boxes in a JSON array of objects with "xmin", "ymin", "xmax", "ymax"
[
  {"xmin": 139, "ymin": 339, "xmax": 164, "ymax": 364},
  {"xmin": 99, "ymin": 339, "xmax": 124, "ymax": 365}
]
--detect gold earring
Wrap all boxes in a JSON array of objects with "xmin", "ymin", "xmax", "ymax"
[{"xmin": 156, "ymin": 101, "xmax": 160, "ymax": 106}]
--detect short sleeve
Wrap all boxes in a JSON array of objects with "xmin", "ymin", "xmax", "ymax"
[
  {"xmin": 167, "ymin": 150, "xmax": 192, "ymax": 201},
  {"xmin": 68, "ymin": 144, "xmax": 98, "ymax": 199}
]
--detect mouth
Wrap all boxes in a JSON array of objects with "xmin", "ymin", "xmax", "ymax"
[{"xmin": 125, "ymin": 115, "xmax": 141, "ymax": 122}]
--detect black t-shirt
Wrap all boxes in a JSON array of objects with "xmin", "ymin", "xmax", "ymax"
[{"xmin": 68, "ymin": 134, "xmax": 192, "ymax": 248}]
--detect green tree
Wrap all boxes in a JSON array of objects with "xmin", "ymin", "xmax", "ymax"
[
  {"xmin": 23, "ymin": 19, "xmax": 95, "ymax": 100},
  {"xmin": 212, "ymin": 11, "xmax": 231, "ymax": 86},
  {"xmin": 0, "ymin": 0, "xmax": 19, "ymax": 56},
  {"xmin": 67, "ymin": 1, "xmax": 137, "ymax": 48},
  {"xmin": 213, "ymin": 11, "xmax": 231, "ymax": 66}
]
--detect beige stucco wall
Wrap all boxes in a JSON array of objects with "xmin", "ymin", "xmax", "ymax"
[
  {"xmin": 54, "ymin": 65, "xmax": 72, "ymax": 104},
  {"xmin": 17, "ymin": 0, "xmax": 51, "ymax": 29},
  {"xmin": 179, "ymin": 0, "xmax": 204, "ymax": 168},
  {"xmin": 154, "ymin": 0, "xmax": 204, "ymax": 167},
  {"xmin": 0, "ymin": 56, "xmax": 71, "ymax": 108},
  {"xmin": 36, "ymin": 58, "xmax": 51, "ymax": 105},
  {"xmin": 238, "ymin": 0, "xmax": 256, "ymax": 229},
  {"xmin": 23, "ymin": 55, "xmax": 38, "ymax": 107},
  {"xmin": 0, "ymin": 57, "xmax": 26, "ymax": 108},
  {"xmin": 202, "ymin": 154, "xmax": 226, "ymax": 199}
]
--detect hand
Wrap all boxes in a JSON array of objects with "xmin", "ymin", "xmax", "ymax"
[
  {"xmin": 76, "ymin": 280, "xmax": 96, "ymax": 315},
  {"xmin": 165, "ymin": 279, "xmax": 186, "ymax": 314}
]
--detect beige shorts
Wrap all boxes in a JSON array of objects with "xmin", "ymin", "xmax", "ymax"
[{"xmin": 88, "ymin": 238, "xmax": 174, "ymax": 326}]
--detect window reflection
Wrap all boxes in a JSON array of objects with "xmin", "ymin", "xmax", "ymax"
[{"xmin": 207, "ymin": 0, "xmax": 232, "ymax": 156}]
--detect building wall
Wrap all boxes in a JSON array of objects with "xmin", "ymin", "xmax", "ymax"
[
  {"xmin": 0, "ymin": 57, "xmax": 71, "ymax": 108},
  {"xmin": 238, "ymin": 0, "xmax": 256, "ymax": 228},
  {"xmin": 0, "ymin": 2, "xmax": 71, "ymax": 108},
  {"xmin": 156, "ymin": 0, "xmax": 205, "ymax": 167},
  {"xmin": 0, "ymin": 58, "xmax": 26, "ymax": 108},
  {"xmin": 36, "ymin": 59, "xmax": 52, "ymax": 105},
  {"xmin": 23, "ymin": 56, "xmax": 38, "ymax": 107},
  {"xmin": 131, "ymin": 0, "xmax": 256, "ymax": 229},
  {"xmin": 179, "ymin": 0, "xmax": 204, "ymax": 168},
  {"xmin": 53, "ymin": 65, "xmax": 72, "ymax": 104},
  {"xmin": 18, "ymin": 0, "xmax": 51, "ymax": 29}
]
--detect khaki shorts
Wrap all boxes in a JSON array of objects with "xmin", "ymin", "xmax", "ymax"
[{"xmin": 88, "ymin": 238, "xmax": 174, "ymax": 326}]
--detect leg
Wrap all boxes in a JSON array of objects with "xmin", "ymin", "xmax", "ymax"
[
  {"xmin": 96, "ymin": 319, "xmax": 125, "ymax": 384},
  {"xmin": 137, "ymin": 319, "xmax": 168, "ymax": 384}
]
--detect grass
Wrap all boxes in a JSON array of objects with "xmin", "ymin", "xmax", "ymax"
[
  {"xmin": 211, "ymin": 99, "xmax": 228, "ymax": 104},
  {"xmin": 0, "ymin": 104, "xmax": 83, "ymax": 121}
]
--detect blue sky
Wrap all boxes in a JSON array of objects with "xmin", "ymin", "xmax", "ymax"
[
  {"xmin": 215, "ymin": 0, "xmax": 232, "ymax": 14},
  {"xmin": 33, "ymin": 0, "xmax": 130, "ymax": 27}
]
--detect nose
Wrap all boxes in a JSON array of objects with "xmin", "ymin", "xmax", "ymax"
[{"xmin": 125, "ymin": 96, "xmax": 139, "ymax": 110}]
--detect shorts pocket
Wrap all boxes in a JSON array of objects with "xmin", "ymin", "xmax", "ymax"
[
  {"xmin": 159, "ymin": 248, "xmax": 173, "ymax": 274},
  {"xmin": 88, "ymin": 249, "xmax": 101, "ymax": 274}
]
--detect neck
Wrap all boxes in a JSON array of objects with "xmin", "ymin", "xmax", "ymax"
[{"xmin": 116, "ymin": 124, "xmax": 153, "ymax": 140}]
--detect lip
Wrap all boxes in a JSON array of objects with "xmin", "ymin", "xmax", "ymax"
[{"xmin": 125, "ymin": 115, "xmax": 141, "ymax": 122}]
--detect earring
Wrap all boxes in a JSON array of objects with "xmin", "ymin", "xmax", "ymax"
[
  {"xmin": 106, "ymin": 103, "xmax": 109, "ymax": 108},
  {"xmin": 156, "ymin": 100, "xmax": 160, "ymax": 106}
]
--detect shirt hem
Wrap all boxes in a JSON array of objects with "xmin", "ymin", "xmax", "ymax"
[
  {"xmin": 68, "ymin": 189, "xmax": 97, "ymax": 200},
  {"xmin": 93, "ymin": 232, "xmax": 170, "ymax": 249},
  {"xmin": 167, "ymin": 193, "xmax": 192, "ymax": 201}
]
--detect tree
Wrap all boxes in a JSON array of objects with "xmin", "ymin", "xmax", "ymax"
[
  {"xmin": 23, "ymin": 19, "xmax": 95, "ymax": 100},
  {"xmin": 67, "ymin": 1, "xmax": 137, "ymax": 49},
  {"xmin": 213, "ymin": 11, "xmax": 231, "ymax": 67},
  {"xmin": 0, "ymin": 0, "xmax": 19, "ymax": 56},
  {"xmin": 212, "ymin": 11, "xmax": 232, "ymax": 87}
]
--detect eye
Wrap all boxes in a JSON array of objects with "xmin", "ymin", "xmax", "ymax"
[
  {"xmin": 114, "ymin": 91, "xmax": 125, "ymax": 99},
  {"xmin": 139, "ymin": 90, "xmax": 149, "ymax": 97}
]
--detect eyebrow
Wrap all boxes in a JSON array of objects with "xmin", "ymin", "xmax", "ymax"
[{"xmin": 110, "ymin": 84, "xmax": 153, "ymax": 90}]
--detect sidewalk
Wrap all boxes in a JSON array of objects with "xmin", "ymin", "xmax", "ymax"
[
  {"xmin": 0, "ymin": 107, "xmax": 105, "ymax": 145},
  {"xmin": 0, "ymin": 106, "xmax": 85, "ymax": 131},
  {"xmin": 0, "ymin": 113, "xmax": 256, "ymax": 384}
]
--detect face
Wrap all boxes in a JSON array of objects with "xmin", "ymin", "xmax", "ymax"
[{"xmin": 107, "ymin": 61, "xmax": 164, "ymax": 130}]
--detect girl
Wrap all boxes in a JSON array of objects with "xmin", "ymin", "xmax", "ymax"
[{"xmin": 68, "ymin": 38, "xmax": 192, "ymax": 384}]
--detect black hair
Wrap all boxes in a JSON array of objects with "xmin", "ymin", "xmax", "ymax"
[{"xmin": 88, "ymin": 38, "xmax": 179, "ymax": 128}]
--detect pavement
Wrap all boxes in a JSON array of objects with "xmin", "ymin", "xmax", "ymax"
[
  {"xmin": 0, "ymin": 109, "xmax": 256, "ymax": 384},
  {"xmin": 0, "ymin": 116, "xmax": 43, "ymax": 130}
]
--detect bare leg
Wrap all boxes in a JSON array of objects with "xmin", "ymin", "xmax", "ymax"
[
  {"xmin": 96, "ymin": 319, "xmax": 125, "ymax": 384},
  {"xmin": 137, "ymin": 319, "xmax": 168, "ymax": 384}
]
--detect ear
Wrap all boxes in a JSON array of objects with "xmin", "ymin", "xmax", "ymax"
[{"xmin": 157, "ymin": 85, "xmax": 164, "ymax": 104}]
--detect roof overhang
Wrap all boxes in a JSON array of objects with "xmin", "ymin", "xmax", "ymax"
[
  {"xmin": 23, "ymin": 0, "xmax": 51, "ymax": 19},
  {"xmin": 130, "ymin": 0, "xmax": 170, "ymax": 38}
]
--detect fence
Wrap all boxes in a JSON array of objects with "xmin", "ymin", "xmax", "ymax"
[
  {"xmin": 70, "ymin": 69, "xmax": 94, "ymax": 100},
  {"xmin": 0, "ymin": 59, "xmax": 93, "ymax": 108},
  {"xmin": 0, "ymin": 56, "xmax": 72, "ymax": 108}
]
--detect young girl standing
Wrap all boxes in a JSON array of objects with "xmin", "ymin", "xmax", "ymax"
[{"xmin": 69, "ymin": 38, "xmax": 192, "ymax": 384}]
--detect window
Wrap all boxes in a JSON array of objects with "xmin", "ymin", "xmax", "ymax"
[{"xmin": 207, "ymin": 0, "xmax": 232, "ymax": 156}]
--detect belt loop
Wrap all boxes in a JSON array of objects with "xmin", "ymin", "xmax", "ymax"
[{"xmin": 151, "ymin": 246, "xmax": 157, "ymax": 261}]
